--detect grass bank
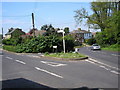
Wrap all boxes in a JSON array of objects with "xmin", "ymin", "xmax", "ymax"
[
  {"xmin": 101, "ymin": 44, "xmax": 120, "ymax": 52},
  {"xmin": 3, "ymin": 45, "xmax": 17, "ymax": 52},
  {"xmin": 45, "ymin": 52, "xmax": 86, "ymax": 59}
]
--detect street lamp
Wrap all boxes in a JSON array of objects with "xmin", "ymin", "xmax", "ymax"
[{"xmin": 57, "ymin": 29, "xmax": 65, "ymax": 53}]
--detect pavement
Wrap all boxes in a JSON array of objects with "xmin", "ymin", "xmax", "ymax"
[{"xmin": 1, "ymin": 49, "xmax": 119, "ymax": 89}]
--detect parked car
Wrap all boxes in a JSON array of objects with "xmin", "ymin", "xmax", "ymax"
[{"xmin": 91, "ymin": 44, "xmax": 101, "ymax": 50}]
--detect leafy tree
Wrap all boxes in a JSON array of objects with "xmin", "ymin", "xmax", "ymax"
[
  {"xmin": 74, "ymin": 1, "xmax": 120, "ymax": 46},
  {"xmin": 41, "ymin": 24, "xmax": 56, "ymax": 36},
  {"xmin": 64, "ymin": 27, "xmax": 70, "ymax": 35},
  {"xmin": 64, "ymin": 35, "xmax": 75, "ymax": 52},
  {"xmin": 74, "ymin": 2, "xmax": 119, "ymax": 31}
]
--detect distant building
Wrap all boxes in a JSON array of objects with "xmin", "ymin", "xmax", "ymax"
[
  {"xmin": 91, "ymin": 32, "xmax": 97, "ymax": 38},
  {"xmin": 21, "ymin": 29, "xmax": 46, "ymax": 38},
  {"xmin": 70, "ymin": 28, "xmax": 92, "ymax": 44},
  {"xmin": 5, "ymin": 28, "xmax": 25, "ymax": 39},
  {"xmin": 32, "ymin": 30, "xmax": 46, "ymax": 36}
]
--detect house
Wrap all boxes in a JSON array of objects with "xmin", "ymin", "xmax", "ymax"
[
  {"xmin": 70, "ymin": 28, "xmax": 92, "ymax": 44},
  {"xmin": 32, "ymin": 30, "xmax": 46, "ymax": 36},
  {"xmin": 5, "ymin": 28, "xmax": 25, "ymax": 39},
  {"xmin": 21, "ymin": 29, "xmax": 46, "ymax": 38},
  {"xmin": 91, "ymin": 32, "xmax": 97, "ymax": 38}
]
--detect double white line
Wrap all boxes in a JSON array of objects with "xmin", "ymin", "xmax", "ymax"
[{"xmin": 86, "ymin": 58, "xmax": 120, "ymax": 75}]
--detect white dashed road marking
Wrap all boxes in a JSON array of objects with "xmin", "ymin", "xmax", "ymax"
[
  {"xmin": 6, "ymin": 57, "xmax": 13, "ymax": 60},
  {"xmin": 35, "ymin": 67, "xmax": 63, "ymax": 78},
  {"xmin": 15, "ymin": 60, "xmax": 26, "ymax": 64}
]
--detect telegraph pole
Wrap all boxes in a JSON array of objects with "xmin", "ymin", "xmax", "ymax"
[
  {"xmin": 32, "ymin": 13, "xmax": 35, "ymax": 37},
  {"xmin": 2, "ymin": 27, "xmax": 3, "ymax": 39}
]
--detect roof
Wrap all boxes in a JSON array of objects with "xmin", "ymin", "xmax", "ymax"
[
  {"xmin": 33, "ymin": 30, "xmax": 46, "ymax": 36},
  {"xmin": 70, "ymin": 30, "xmax": 91, "ymax": 34},
  {"xmin": 5, "ymin": 29, "xmax": 16, "ymax": 35}
]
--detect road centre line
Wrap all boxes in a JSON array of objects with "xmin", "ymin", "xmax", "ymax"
[
  {"xmin": 15, "ymin": 60, "xmax": 26, "ymax": 64},
  {"xmin": 35, "ymin": 67, "xmax": 63, "ymax": 78},
  {"xmin": 6, "ymin": 57, "xmax": 13, "ymax": 60}
]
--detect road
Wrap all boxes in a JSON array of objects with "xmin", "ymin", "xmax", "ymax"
[
  {"xmin": 1, "ymin": 49, "xmax": 119, "ymax": 89},
  {"xmin": 78, "ymin": 47, "xmax": 119, "ymax": 70}
]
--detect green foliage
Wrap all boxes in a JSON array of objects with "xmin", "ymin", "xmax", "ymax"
[
  {"xmin": 64, "ymin": 27, "xmax": 70, "ymax": 35},
  {"xmin": 45, "ymin": 52, "xmax": 86, "ymax": 58},
  {"xmin": 64, "ymin": 35, "xmax": 75, "ymax": 52},
  {"xmin": 41, "ymin": 24, "xmax": 56, "ymax": 36},
  {"xmin": 86, "ymin": 38, "xmax": 96, "ymax": 45},
  {"xmin": 102, "ymin": 44, "xmax": 120, "ymax": 51},
  {"xmin": 15, "ymin": 35, "xmax": 63, "ymax": 53},
  {"xmin": 74, "ymin": 2, "xmax": 120, "ymax": 47},
  {"xmin": 2, "ymin": 37, "xmax": 24, "ymax": 46},
  {"xmin": 3, "ymin": 45, "xmax": 17, "ymax": 52}
]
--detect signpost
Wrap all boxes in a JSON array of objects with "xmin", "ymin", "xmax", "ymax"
[
  {"xmin": 53, "ymin": 46, "xmax": 57, "ymax": 53},
  {"xmin": 57, "ymin": 29, "xmax": 65, "ymax": 53}
]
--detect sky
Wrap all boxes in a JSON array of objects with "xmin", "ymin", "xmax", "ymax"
[{"xmin": 1, "ymin": 1, "xmax": 95, "ymax": 35}]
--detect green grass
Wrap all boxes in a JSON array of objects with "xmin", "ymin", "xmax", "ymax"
[
  {"xmin": 3, "ymin": 45, "xmax": 17, "ymax": 52},
  {"xmin": 102, "ymin": 44, "xmax": 120, "ymax": 52},
  {"xmin": 45, "ymin": 52, "xmax": 86, "ymax": 58},
  {"xmin": 74, "ymin": 46, "xmax": 83, "ymax": 48}
]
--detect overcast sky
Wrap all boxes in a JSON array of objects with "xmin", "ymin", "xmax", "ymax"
[{"xmin": 1, "ymin": 1, "xmax": 96, "ymax": 35}]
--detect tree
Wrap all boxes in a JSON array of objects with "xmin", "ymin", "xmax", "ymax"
[
  {"xmin": 74, "ymin": 1, "xmax": 120, "ymax": 46},
  {"xmin": 74, "ymin": 2, "xmax": 119, "ymax": 31},
  {"xmin": 41, "ymin": 24, "xmax": 56, "ymax": 36},
  {"xmin": 64, "ymin": 27, "xmax": 70, "ymax": 35}
]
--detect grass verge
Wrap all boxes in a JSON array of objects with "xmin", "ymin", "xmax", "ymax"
[
  {"xmin": 3, "ymin": 45, "xmax": 17, "ymax": 52},
  {"xmin": 45, "ymin": 52, "xmax": 86, "ymax": 59},
  {"xmin": 101, "ymin": 44, "xmax": 120, "ymax": 52}
]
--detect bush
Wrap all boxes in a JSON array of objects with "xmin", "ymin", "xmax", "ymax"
[
  {"xmin": 3, "ymin": 45, "xmax": 17, "ymax": 52},
  {"xmin": 86, "ymin": 38, "xmax": 96, "ymax": 45},
  {"xmin": 2, "ymin": 37, "xmax": 23, "ymax": 46}
]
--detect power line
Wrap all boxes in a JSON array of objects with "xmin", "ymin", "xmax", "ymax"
[{"xmin": 1, "ymin": 14, "xmax": 31, "ymax": 17}]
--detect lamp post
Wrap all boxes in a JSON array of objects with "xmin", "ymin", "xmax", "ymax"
[{"xmin": 57, "ymin": 29, "xmax": 65, "ymax": 53}]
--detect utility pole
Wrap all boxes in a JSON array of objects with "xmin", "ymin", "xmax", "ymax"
[
  {"xmin": 32, "ymin": 13, "xmax": 35, "ymax": 37},
  {"xmin": 2, "ymin": 27, "xmax": 3, "ymax": 39}
]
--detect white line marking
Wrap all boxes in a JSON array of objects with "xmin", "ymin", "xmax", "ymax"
[
  {"xmin": 111, "ymin": 54, "xmax": 120, "ymax": 56},
  {"xmin": 110, "ymin": 70, "xmax": 120, "ymax": 75},
  {"xmin": 35, "ymin": 67, "xmax": 63, "ymax": 78},
  {"xmin": 89, "ymin": 58, "xmax": 119, "ymax": 70},
  {"xmin": 15, "ymin": 60, "xmax": 26, "ymax": 64},
  {"xmin": 41, "ymin": 61, "xmax": 67, "ymax": 67},
  {"xmin": 85, "ymin": 60, "xmax": 95, "ymax": 64},
  {"xmin": 6, "ymin": 57, "xmax": 13, "ymax": 60},
  {"xmin": 99, "ymin": 65, "xmax": 111, "ymax": 70}
]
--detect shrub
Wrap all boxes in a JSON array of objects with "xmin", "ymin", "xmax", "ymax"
[
  {"xmin": 3, "ymin": 45, "xmax": 17, "ymax": 52},
  {"xmin": 86, "ymin": 38, "xmax": 96, "ymax": 45}
]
